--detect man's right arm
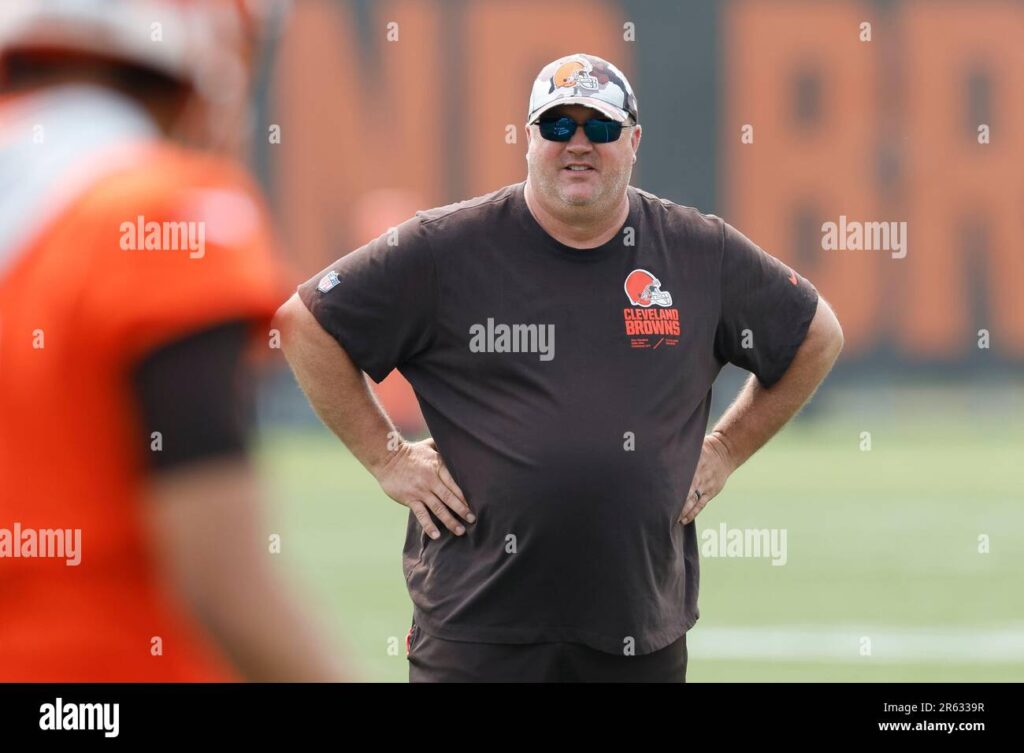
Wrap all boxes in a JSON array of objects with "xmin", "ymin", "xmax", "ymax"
[
  {"xmin": 273, "ymin": 293, "xmax": 475, "ymax": 538},
  {"xmin": 274, "ymin": 292, "xmax": 398, "ymax": 477}
]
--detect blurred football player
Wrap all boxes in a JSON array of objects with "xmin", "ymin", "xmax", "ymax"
[{"xmin": 0, "ymin": 0, "xmax": 347, "ymax": 681}]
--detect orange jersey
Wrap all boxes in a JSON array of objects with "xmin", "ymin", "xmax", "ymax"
[{"xmin": 0, "ymin": 85, "xmax": 284, "ymax": 681}]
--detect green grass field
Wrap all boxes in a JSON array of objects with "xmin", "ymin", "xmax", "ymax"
[{"xmin": 255, "ymin": 410, "xmax": 1024, "ymax": 682}]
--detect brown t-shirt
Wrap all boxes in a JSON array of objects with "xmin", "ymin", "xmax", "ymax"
[{"xmin": 298, "ymin": 180, "xmax": 819, "ymax": 655}]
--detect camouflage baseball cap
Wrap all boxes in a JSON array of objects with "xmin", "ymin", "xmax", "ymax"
[{"xmin": 527, "ymin": 53, "xmax": 638, "ymax": 125}]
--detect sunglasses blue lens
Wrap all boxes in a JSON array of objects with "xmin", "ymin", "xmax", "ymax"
[
  {"xmin": 538, "ymin": 116, "xmax": 623, "ymax": 143},
  {"xmin": 583, "ymin": 119, "xmax": 623, "ymax": 142},
  {"xmin": 538, "ymin": 117, "xmax": 577, "ymax": 140}
]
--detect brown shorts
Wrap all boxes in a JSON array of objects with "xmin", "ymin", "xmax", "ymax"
[{"xmin": 406, "ymin": 622, "xmax": 687, "ymax": 683}]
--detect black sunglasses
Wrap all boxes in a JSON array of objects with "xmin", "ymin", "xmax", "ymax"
[{"xmin": 536, "ymin": 115, "xmax": 635, "ymax": 143}]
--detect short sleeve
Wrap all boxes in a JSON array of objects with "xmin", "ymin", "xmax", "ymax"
[
  {"xmin": 714, "ymin": 220, "xmax": 819, "ymax": 388},
  {"xmin": 297, "ymin": 214, "xmax": 437, "ymax": 383}
]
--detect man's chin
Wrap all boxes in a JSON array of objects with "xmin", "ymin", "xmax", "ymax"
[
  {"xmin": 561, "ymin": 195, "xmax": 595, "ymax": 207},
  {"xmin": 557, "ymin": 186, "xmax": 600, "ymax": 207}
]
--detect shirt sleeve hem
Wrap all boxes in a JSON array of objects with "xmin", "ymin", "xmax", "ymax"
[{"xmin": 754, "ymin": 288, "xmax": 819, "ymax": 389}]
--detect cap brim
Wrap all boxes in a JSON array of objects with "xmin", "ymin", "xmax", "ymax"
[{"xmin": 528, "ymin": 96, "xmax": 629, "ymax": 124}]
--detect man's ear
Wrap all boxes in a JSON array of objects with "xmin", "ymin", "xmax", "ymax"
[
  {"xmin": 631, "ymin": 124, "xmax": 642, "ymax": 163},
  {"xmin": 525, "ymin": 123, "xmax": 532, "ymax": 146}
]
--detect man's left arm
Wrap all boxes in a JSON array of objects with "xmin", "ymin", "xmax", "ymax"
[{"xmin": 679, "ymin": 295, "xmax": 844, "ymax": 524}]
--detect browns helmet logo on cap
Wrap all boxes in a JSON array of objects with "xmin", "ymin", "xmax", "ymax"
[{"xmin": 551, "ymin": 59, "xmax": 599, "ymax": 91}]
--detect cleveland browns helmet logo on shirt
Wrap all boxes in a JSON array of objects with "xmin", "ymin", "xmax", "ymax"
[{"xmin": 624, "ymin": 268, "xmax": 673, "ymax": 308}]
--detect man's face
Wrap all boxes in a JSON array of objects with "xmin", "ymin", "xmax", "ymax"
[{"xmin": 525, "ymin": 103, "xmax": 641, "ymax": 212}]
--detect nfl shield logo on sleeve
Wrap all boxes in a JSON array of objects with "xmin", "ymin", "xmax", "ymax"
[{"xmin": 317, "ymin": 270, "xmax": 341, "ymax": 293}]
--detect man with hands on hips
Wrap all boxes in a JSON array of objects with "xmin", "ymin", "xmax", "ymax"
[{"xmin": 275, "ymin": 52, "xmax": 843, "ymax": 682}]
